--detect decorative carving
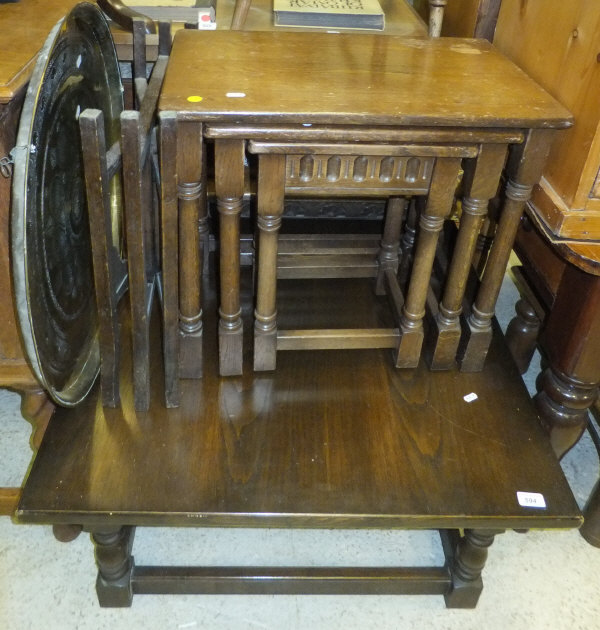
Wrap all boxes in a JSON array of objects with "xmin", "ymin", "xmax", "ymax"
[{"xmin": 285, "ymin": 154, "xmax": 434, "ymax": 195}]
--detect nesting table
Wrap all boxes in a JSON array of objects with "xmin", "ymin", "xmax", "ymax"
[{"xmin": 17, "ymin": 31, "xmax": 582, "ymax": 608}]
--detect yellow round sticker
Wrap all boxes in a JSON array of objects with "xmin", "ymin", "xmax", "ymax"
[{"xmin": 187, "ymin": 95, "xmax": 203, "ymax": 103}]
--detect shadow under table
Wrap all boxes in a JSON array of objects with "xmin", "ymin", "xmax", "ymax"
[{"xmin": 16, "ymin": 276, "xmax": 581, "ymax": 608}]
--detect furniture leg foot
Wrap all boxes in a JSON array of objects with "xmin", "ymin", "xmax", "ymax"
[
  {"xmin": 394, "ymin": 323, "xmax": 424, "ymax": 368},
  {"xmin": 219, "ymin": 316, "xmax": 243, "ymax": 377},
  {"xmin": 443, "ymin": 528, "xmax": 501, "ymax": 609},
  {"xmin": 425, "ymin": 317, "xmax": 462, "ymax": 370},
  {"xmin": 52, "ymin": 524, "xmax": 83, "ymax": 543},
  {"xmin": 506, "ymin": 297, "xmax": 541, "ymax": 374},
  {"xmin": 254, "ymin": 324, "xmax": 277, "ymax": 372},
  {"xmin": 457, "ymin": 309, "xmax": 492, "ymax": 372},
  {"xmin": 534, "ymin": 367, "xmax": 598, "ymax": 458},
  {"xmin": 92, "ymin": 526, "xmax": 135, "ymax": 607}
]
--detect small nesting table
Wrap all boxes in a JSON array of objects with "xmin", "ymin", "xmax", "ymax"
[{"xmin": 158, "ymin": 31, "xmax": 572, "ymax": 379}]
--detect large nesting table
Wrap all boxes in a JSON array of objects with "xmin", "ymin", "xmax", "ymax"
[
  {"xmin": 17, "ymin": 276, "xmax": 581, "ymax": 606},
  {"xmin": 17, "ymin": 31, "xmax": 581, "ymax": 608}
]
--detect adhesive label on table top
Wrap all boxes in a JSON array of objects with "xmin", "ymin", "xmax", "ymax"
[{"xmin": 517, "ymin": 491, "xmax": 547, "ymax": 509}]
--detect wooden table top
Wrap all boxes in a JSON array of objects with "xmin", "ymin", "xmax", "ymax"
[
  {"xmin": 0, "ymin": 0, "xmax": 79, "ymax": 103},
  {"xmin": 159, "ymin": 31, "xmax": 573, "ymax": 129},
  {"xmin": 17, "ymin": 275, "xmax": 581, "ymax": 530}
]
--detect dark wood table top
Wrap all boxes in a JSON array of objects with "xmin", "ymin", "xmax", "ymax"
[
  {"xmin": 159, "ymin": 31, "xmax": 572, "ymax": 129},
  {"xmin": 0, "ymin": 0, "xmax": 79, "ymax": 103},
  {"xmin": 17, "ymin": 275, "xmax": 581, "ymax": 530}
]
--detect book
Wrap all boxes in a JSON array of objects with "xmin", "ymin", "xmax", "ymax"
[
  {"xmin": 273, "ymin": 0, "xmax": 384, "ymax": 31},
  {"xmin": 125, "ymin": 0, "xmax": 216, "ymax": 28}
]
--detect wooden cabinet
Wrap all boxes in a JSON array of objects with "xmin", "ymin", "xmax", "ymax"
[{"xmin": 444, "ymin": 0, "xmax": 600, "ymax": 240}]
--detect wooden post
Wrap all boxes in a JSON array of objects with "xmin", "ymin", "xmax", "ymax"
[
  {"xmin": 425, "ymin": 144, "xmax": 507, "ymax": 369},
  {"xmin": 177, "ymin": 122, "xmax": 205, "ymax": 378},
  {"xmin": 459, "ymin": 129, "xmax": 555, "ymax": 372},
  {"xmin": 254, "ymin": 154, "xmax": 286, "ymax": 371},
  {"xmin": 375, "ymin": 197, "xmax": 408, "ymax": 296},
  {"xmin": 395, "ymin": 158, "xmax": 461, "ymax": 368},
  {"xmin": 159, "ymin": 112, "xmax": 180, "ymax": 406},
  {"xmin": 93, "ymin": 526, "xmax": 135, "ymax": 607},
  {"xmin": 79, "ymin": 110, "xmax": 126, "ymax": 407},
  {"xmin": 214, "ymin": 139, "xmax": 246, "ymax": 376},
  {"xmin": 444, "ymin": 529, "xmax": 502, "ymax": 608}
]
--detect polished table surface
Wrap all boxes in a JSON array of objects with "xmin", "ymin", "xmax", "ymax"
[
  {"xmin": 17, "ymin": 276, "xmax": 581, "ymax": 529},
  {"xmin": 0, "ymin": 0, "xmax": 79, "ymax": 103},
  {"xmin": 159, "ymin": 31, "xmax": 572, "ymax": 128}
]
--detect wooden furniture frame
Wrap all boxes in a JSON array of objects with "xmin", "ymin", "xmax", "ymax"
[
  {"xmin": 80, "ymin": 19, "xmax": 174, "ymax": 410},
  {"xmin": 13, "ymin": 22, "xmax": 584, "ymax": 610},
  {"xmin": 16, "ymin": 275, "xmax": 582, "ymax": 607},
  {"xmin": 247, "ymin": 139, "xmax": 506, "ymax": 373},
  {"xmin": 158, "ymin": 30, "xmax": 571, "ymax": 378}
]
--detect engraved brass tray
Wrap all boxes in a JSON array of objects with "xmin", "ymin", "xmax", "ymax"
[{"xmin": 12, "ymin": 3, "xmax": 123, "ymax": 405}]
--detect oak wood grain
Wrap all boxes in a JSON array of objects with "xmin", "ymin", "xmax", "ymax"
[
  {"xmin": 0, "ymin": 0, "xmax": 79, "ymax": 102},
  {"xmin": 160, "ymin": 32, "xmax": 572, "ymax": 129},
  {"xmin": 17, "ymin": 274, "xmax": 581, "ymax": 530}
]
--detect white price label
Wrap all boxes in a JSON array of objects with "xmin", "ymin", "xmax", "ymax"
[{"xmin": 517, "ymin": 491, "xmax": 547, "ymax": 509}]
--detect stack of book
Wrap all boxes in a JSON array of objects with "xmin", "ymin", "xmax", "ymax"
[{"xmin": 273, "ymin": 0, "xmax": 385, "ymax": 31}]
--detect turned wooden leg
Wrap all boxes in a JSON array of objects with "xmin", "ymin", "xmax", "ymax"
[
  {"xmin": 375, "ymin": 197, "xmax": 407, "ymax": 297},
  {"xmin": 459, "ymin": 129, "xmax": 555, "ymax": 372},
  {"xmin": 472, "ymin": 204, "xmax": 498, "ymax": 277},
  {"xmin": 395, "ymin": 158, "xmax": 462, "ymax": 368},
  {"xmin": 397, "ymin": 198, "xmax": 418, "ymax": 293},
  {"xmin": 534, "ymin": 367, "xmax": 597, "ymax": 458},
  {"xmin": 443, "ymin": 528, "xmax": 502, "ymax": 609},
  {"xmin": 215, "ymin": 139, "xmax": 245, "ymax": 376},
  {"xmin": 177, "ymin": 121, "xmax": 204, "ymax": 379},
  {"xmin": 92, "ymin": 526, "xmax": 135, "ymax": 607},
  {"xmin": 506, "ymin": 297, "xmax": 541, "ymax": 374},
  {"xmin": 426, "ymin": 144, "xmax": 507, "ymax": 370},
  {"xmin": 254, "ymin": 154, "xmax": 285, "ymax": 372}
]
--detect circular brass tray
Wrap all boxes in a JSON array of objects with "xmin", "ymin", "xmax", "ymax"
[{"xmin": 12, "ymin": 3, "xmax": 123, "ymax": 406}]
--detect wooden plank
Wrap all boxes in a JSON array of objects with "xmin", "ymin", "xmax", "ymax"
[
  {"xmin": 132, "ymin": 565, "xmax": 451, "ymax": 596},
  {"xmin": 278, "ymin": 234, "xmax": 380, "ymax": 256},
  {"xmin": 277, "ymin": 254, "xmax": 378, "ymax": 279},
  {"xmin": 277, "ymin": 328, "xmax": 399, "ymax": 350}
]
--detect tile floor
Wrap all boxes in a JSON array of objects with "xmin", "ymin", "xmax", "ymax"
[{"xmin": 1, "ymin": 275, "xmax": 599, "ymax": 629}]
